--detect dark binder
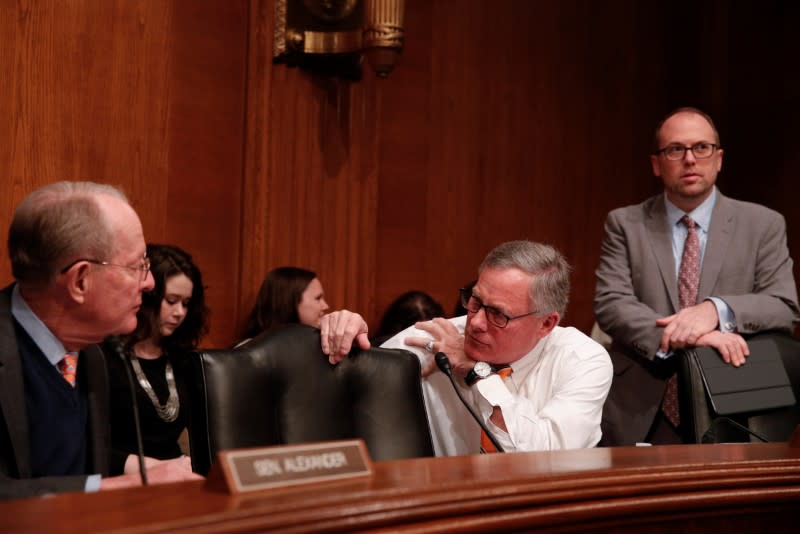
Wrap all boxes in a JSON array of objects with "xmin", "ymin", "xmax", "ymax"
[{"xmin": 695, "ymin": 336, "xmax": 796, "ymax": 415}]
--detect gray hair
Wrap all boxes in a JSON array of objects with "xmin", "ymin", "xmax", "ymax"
[
  {"xmin": 8, "ymin": 181, "xmax": 129, "ymax": 287},
  {"xmin": 479, "ymin": 240, "xmax": 571, "ymax": 316}
]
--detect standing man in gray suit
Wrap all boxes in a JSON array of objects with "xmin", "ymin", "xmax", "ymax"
[{"xmin": 594, "ymin": 107, "xmax": 799, "ymax": 446}]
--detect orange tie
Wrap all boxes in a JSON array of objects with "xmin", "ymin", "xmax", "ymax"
[
  {"xmin": 480, "ymin": 366, "xmax": 513, "ymax": 454},
  {"xmin": 58, "ymin": 354, "xmax": 78, "ymax": 387}
]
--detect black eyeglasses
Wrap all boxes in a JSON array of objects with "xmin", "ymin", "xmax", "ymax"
[
  {"xmin": 459, "ymin": 288, "xmax": 539, "ymax": 328},
  {"xmin": 60, "ymin": 257, "xmax": 151, "ymax": 282},
  {"xmin": 656, "ymin": 142, "xmax": 719, "ymax": 161}
]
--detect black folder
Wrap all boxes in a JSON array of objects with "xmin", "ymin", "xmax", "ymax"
[{"xmin": 696, "ymin": 336, "xmax": 796, "ymax": 415}]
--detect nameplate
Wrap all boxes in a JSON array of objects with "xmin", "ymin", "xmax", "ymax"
[{"xmin": 207, "ymin": 439, "xmax": 372, "ymax": 494}]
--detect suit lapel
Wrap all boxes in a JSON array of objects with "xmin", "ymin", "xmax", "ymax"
[
  {"xmin": 699, "ymin": 193, "xmax": 734, "ymax": 298},
  {"xmin": 0, "ymin": 285, "xmax": 32, "ymax": 477},
  {"xmin": 645, "ymin": 197, "xmax": 680, "ymax": 312}
]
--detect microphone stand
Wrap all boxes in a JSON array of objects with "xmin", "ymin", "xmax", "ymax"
[
  {"xmin": 111, "ymin": 339, "xmax": 148, "ymax": 485},
  {"xmin": 434, "ymin": 352, "xmax": 505, "ymax": 453},
  {"xmin": 701, "ymin": 416, "xmax": 769, "ymax": 444}
]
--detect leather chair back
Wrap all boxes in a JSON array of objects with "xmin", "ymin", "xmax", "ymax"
[
  {"xmin": 181, "ymin": 324, "xmax": 434, "ymax": 475},
  {"xmin": 678, "ymin": 331, "xmax": 800, "ymax": 443}
]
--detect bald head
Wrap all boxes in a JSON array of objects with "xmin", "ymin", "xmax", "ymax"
[
  {"xmin": 8, "ymin": 181, "xmax": 130, "ymax": 288},
  {"xmin": 653, "ymin": 107, "xmax": 720, "ymax": 152},
  {"xmin": 650, "ymin": 108, "xmax": 724, "ymax": 212}
]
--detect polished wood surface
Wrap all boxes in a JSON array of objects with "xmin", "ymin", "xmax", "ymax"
[
  {"xmin": 1, "ymin": 1, "xmax": 798, "ymax": 346},
  {"xmin": 2, "ymin": 443, "xmax": 799, "ymax": 532}
]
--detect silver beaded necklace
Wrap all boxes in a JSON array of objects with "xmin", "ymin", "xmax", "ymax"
[{"xmin": 129, "ymin": 355, "xmax": 180, "ymax": 423}]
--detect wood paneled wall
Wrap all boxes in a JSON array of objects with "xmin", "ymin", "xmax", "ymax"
[
  {"xmin": 1, "ymin": 0, "xmax": 798, "ymax": 347},
  {"xmin": 0, "ymin": 0, "xmax": 248, "ymax": 346}
]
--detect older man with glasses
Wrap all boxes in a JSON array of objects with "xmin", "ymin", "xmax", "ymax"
[
  {"xmin": 323, "ymin": 240, "xmax": 613, "ymax": 456},
  {"xmin": 1, "ymin": 181, "xmax": 202, "ymax": 500},
  {"xmin": 594, "ymin": 107, "xmax": 799, "ymax": 446}
]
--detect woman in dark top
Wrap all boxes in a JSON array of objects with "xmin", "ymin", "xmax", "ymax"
[
  {"xmin": 236, "ymin": 266, "xmax": 329, "ymax": 346},
  {"xmin": 106, "ymin": 244, "xmax": 208, "ymax": 472}
]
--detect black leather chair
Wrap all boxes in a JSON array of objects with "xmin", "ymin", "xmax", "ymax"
[
  {"xmin": 678, "ymin": 331, "xmax": 800, "ymax": 443},
  {"xmin": 180, "ymin": 324, "xmax": 434, "ymax": 475}
]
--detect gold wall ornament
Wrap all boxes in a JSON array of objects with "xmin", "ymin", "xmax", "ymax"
[
  {"xmin": 273, "ymin": 0, "xmax": 405, "ymax": 79},
  {"xmin": 363, "ymin": 0, "xmax": 404, "ymax": 78}
]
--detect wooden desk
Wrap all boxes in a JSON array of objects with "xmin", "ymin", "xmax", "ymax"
[{"xmin": 2, "ymin": 443, "xmax": 800, "ymax": 532}]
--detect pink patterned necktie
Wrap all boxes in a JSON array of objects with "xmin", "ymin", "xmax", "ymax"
[
  {"xmin": 663, "ymin": 215, "xmax": 701, "ymax": 427},
  {"xmin": 58, "ymin": 354, "xmax": 78, "ymax": 388},
  {"xmin": 677, "ymin": 215, "xmax": 701, "ymax": 309}
]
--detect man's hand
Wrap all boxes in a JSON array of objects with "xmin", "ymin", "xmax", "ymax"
[
  {"xmin": 694, "ymin": 330, "xmax": 749, "ymax": 367},
  {"xmin": 101, "ymin": 456, "xmax": 202, "ymax": 490},
  {"xmin": 656, "ymin": 300, "xmax": 719, "ymax": 352},
  {"xmin": 320, "ymin": 310, "xmax": 370, "ymax": 364},
  {"xmin": 404, "ymin": 318, "xmax": 469, "ymax": 377},
  {"xmin": 123, "ymin": 454, "xmax": 165, "ymax": 475}
]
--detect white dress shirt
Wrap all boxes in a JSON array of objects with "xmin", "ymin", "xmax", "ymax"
[{"xmin": 381, "ymin": 316, "xmax": 613, "ymax": 456}]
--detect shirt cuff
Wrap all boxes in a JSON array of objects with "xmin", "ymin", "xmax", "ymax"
[
  {"xmin": 85, "ymin": 474, "xmax": 102, "ymax": 493},
  {"xmin": 707, "ymin": 297, "xmax": 736, "ymax": 332},
  {"xmin": 475, "ymin": 374, "xmax": 513, "ymax": 406}
]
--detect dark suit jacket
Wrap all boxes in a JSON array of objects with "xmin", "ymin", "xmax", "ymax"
[
  {"xmin": 594, "ymin": 191, "xmax": 800, "ymax": 445},
  {"xmin": 0, "ymin": 285, "xmax": 112, "ymax": 500}
]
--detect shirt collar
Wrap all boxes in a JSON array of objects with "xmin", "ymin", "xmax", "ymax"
[
  {"xmin": 11, "ymin": 285, "xmax": 72, "ymax": 366},
  {"xmin": 664, "ymin": 186, "xmax": 716, "ymax": 233},
  {"xmin": 509, "ymin": 327, "xmax": 553, "ymax": 374}
]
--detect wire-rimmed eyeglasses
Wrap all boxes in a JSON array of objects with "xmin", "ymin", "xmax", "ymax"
[{"xmin": 60, "ymin": 257, "xmax": 151, "ymax": 282}]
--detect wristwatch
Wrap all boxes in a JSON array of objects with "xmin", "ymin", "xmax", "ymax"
[{"xmin": 465, "ymin": 361, "xmax": 494, "ymax": 386}]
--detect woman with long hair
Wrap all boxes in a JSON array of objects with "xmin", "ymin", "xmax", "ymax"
[
  {"xmin": 106, "ymin": 243, "xmax": 208, "ymax": 472},
  {"xmin": 237, "ymin": 266, "xmax": 329, "ymax": 345}
]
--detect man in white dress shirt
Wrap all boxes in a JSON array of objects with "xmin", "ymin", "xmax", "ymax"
[{"xmin": 323, "ymin": 240, "xmax": 613, "ymax": 456}]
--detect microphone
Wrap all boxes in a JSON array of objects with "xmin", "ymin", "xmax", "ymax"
[
  {"xmin": 109, "ymin": 338, "xmax": 148, "ymax": 485},
  {"xmin": 435, "ymin": 352, "xmax": 505, "ymax": 453},
  {"xmin": 701, "ymin": 416, "xmax": 769, "ymax": 444}
]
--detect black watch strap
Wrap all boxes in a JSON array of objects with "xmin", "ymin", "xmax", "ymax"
[
  {"xmin": 465, "ymin": 363, "xmax": 511, "ymax": 386},
  {"xmin": 464, "ymin": 368, "xmax": 481, "ymax": 387}
]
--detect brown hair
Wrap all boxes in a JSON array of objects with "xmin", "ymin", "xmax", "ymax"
[
  {"xmin": 125, "ymin": 243, "xmax": 209, "ymax": 352},
  {"xmin": 242, "ymin": 266, "xmax": 317, "ymax": 339}
]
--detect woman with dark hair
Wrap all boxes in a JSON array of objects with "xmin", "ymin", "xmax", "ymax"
[
  {"xmin": 237, "ymin": 266, "xmax": 329, "ymax": 345},
  {"xmin": 373, "ymin": 291, "xmax": 445, "ymax": 345},
  {"xmin": 106, "ymin": 243, "xmax": 209, "ymax": 473}
]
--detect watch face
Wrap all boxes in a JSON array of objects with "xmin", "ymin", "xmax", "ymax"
[{"xmin": 474, "ymin": 361, "xmax": 492, "ymax": 378}]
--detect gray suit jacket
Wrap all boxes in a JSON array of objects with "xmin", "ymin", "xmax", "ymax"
[
  {"xmin": 0, "ymin": 285, "xmax": 112, "ymax": 500},
  {"xmin": 594, "ymin": 191, "xmax": 800, "ymax": 445}
]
